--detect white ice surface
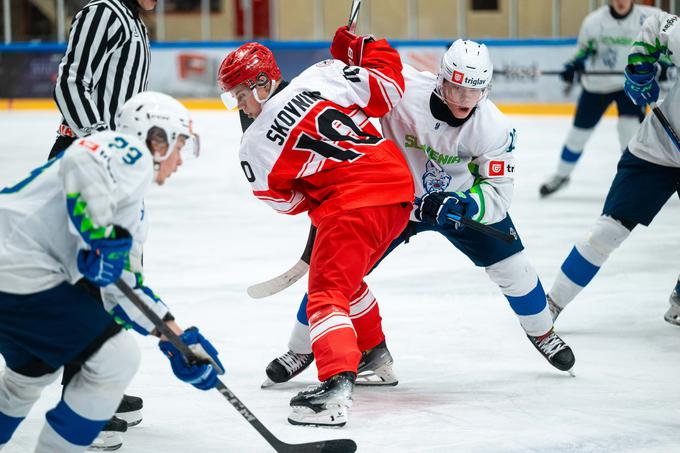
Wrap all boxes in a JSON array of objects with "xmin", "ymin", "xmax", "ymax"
[{"xmin": 0, "ymin": 110, "xmax": 678, "ymax": 453}]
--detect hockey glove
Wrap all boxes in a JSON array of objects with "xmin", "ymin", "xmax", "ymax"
[
  {"xmin": 559, "ymin": 60, "xmax": 585, "ymax": 84},
  {"xmin": 330, "ymin": 25, "xmax": 374, "ymax": 66},
  {"xmin": 77, "ymin": 226, "xmax": 132, "ymax": 287},
  {"xmin": 414, "ymin": 191, "xmax": 479, "ymax": 227},
  {"xmin": 624, "ymin": 63, "xmax": 659, "ymax": 106},
  {"xmin": 159, "ymin": 327, "xmax": 225, "ymax": 391}
]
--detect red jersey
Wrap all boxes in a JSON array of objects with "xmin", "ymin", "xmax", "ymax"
[{"xmin": 238, "ymin": 39, "xmax": 414, "ymax": 225}]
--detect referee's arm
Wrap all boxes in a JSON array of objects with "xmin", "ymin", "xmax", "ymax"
[{"xmin": 54, "ymin": 3, "xmax": 127, "ymax": 137}]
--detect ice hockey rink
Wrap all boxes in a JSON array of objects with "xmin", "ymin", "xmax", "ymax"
[{"xmin": 0, "ymin": 109, "xmax": 678, "ymax": 453}]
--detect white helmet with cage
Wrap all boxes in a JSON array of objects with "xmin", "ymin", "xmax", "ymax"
[
  {"xmin": 436, "ymin": 39, "xmax": 493, "ymax": 108},
  {"xmin": 116, "ymin": 91, "xmax": 200, "ymax": 165}
]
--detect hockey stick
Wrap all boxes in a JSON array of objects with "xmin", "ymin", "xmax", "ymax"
[
  {"xmin": 445, "ymin": 213, "xmax": 516, "ymax": 243},
  {"xmin": 246, "ymin": 225, "xmax": 315, "ymax": 299},
  {"xmin": 114, "ymin": 280, "xmax": 357, "ymax": 453},
  {"xmin": 650, "ymin": 102, "xmax": 680, "ymax": 152},
  {"xmin": 494, "ymin": 69, "xmax": 623, "ymax": 77},
  {"xmin": 348, "ymin": 0, "xmax": 362, "ymax": 33}
]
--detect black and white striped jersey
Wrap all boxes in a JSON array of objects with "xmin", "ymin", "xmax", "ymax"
[{"xmin": 54, "ymin": 0, "xmax": 150, "ymax": 137}]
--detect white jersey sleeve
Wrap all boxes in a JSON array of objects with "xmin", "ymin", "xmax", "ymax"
[{"xmin": 627, "ymin": 13, "xmax": 680, "ymax": 167}]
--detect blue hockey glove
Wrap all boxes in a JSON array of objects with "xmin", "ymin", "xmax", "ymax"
[
  {"xmin": 77, "ymin": 226, "xmax": 132, "ymax": 287},
  {"xmin": 159, "ymin": 327, "xmax": 225, "ymax": 391},
  {"xmin": 624, "ymin": 63, "xmax": 659, "ymax": 106},
  {"xmin": 414, "ymin": 191, "xmax": 479, "ymax": 227},
  {"xmin": 559, "ymin": 60, "xmax": 585, "ymax": 84}
]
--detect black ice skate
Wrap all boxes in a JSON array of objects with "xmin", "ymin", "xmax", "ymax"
[
  {"xmin": 356, "ymin": 340, "xmax": 398, "ymax": 386},
  {"xmin": 547, "ymin": 294, "xmax": 563, "ymax": 322},
  {"xmin": 88, "ymin": 416, "xmax": 127, "ymax": 451},
  {"xmin": 527, "ymin": 329, "xmax": 575, "ymax": 373},
  {"xmin": 539, "ymin": 175, "xmax": 569, "ymax": 197},
  {"xmin": 664, "ymin": 283, "xmax": 680, "ymax": 326},
  {"xmin": 288, "ymin": 371, "xmax": 355, "ymax": 427},
  {"xmin": 114, "ymin": 394, "xmax": 143, "ymax": 427},
  {"xmin": 261, "ymin": 351, "xmax": 314, "ymax": 388}
]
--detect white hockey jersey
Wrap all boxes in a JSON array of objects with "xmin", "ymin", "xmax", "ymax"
[
  {"xmin": 380, "ymin": 65, "xmax": 516, "ymax": 225},
  {"xmin": 628, "ymin": 12, "xmax": 680, "ymax": 168},
  {"xmin": 0, "ymin": 132, "xmax": 168, "ymax": 334},
  {"xmin": 575, "ymin": 4, "xmax": 661, "ymax": 93}
]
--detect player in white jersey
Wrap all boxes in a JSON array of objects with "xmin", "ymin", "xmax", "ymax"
[
  {"xmin": 264, "ymin": 40, "xmax": 576, "ymax": 390},
  {"xmin": 0, "ymin": 92, "xmax": 224, "ymax": 452},
  {"xmin": 547, "ymin": 13, "xmax": 680, "ymax": 326},
  {"xmin": 539, "ymin": 0, "xmax": 664, "ymax": 197}
]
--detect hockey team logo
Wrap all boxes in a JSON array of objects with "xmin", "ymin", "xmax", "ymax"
[
  {"xmin": 422, "ymin": 160, "xmax": 452, "ymax": 193},
  {"xmin": 488, "ymin": 160, "xmax": 505, "ymax": 176},
  {"xmin": 451, "ymin": 70, "xmax": 464, "ymax": 84}
]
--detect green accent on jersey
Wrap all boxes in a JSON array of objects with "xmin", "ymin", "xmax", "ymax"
[
  {"xmin": 405, "ymin": 134, "xmax": 461, "ymax": 165},
  {"xmin": 600, "ymin": 36, "xmax": 634, "ymax": 47},
  {"xmin": 574, "ymin": 40, "xmax": 596, "ymax": 61},
  {"xmin": 469, "ymin": 183, "xmax": 486, "ymax": 224},
  {"xmin": 66, "ymin": 192, "xmax": 111, "ymax": 242}
]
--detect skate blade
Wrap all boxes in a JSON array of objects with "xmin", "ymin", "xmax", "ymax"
[
  {"xmin": 566, "ymin": 368, "xmax": 576, "ymax": 377},
  {"xmin": 87, "ymin": 432, "xmax": 123, "ymax": 451},
  {"xmin": 288, "ymin": 404, "xmax": 348, "ymax": 428},
  {"xmin": 261, "ymin": 378, "xmax": 277, "ymax": 389},
  {"xmin": 663, "ymin": 307, "xmax": 680, "ymax": 326},
  {"xmin": 115, "ymin": 409, "xmax": 142, "ymax": 427},
  {"xmin": 357, "ymin": 362, "xmax": 398, "ymax": 386}
]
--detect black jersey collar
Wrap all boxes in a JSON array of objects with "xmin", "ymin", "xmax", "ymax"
[
  {"xmin": 609, "ymin": 4, "xmax": 633, "ymax": 20},
  {"xmin": 429, "ymin": 91, "xmax": 475, "ymax": 127}
]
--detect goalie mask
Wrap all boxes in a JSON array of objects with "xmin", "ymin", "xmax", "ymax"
[
  {"xmin": 218, "ymin": 42, "xmax": 281, "ymax": 110},
  {"xmin": 116, "ymin": 91, "xmax": 200, "ymax": 166},
  {"xmin": 436, "ymin": 39, "xmax": 493, "ymax": 109}
]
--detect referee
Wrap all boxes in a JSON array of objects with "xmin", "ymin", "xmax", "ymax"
[
  {"xmin": 49, "ymin": 0, "xmax": 153, "ymax": 158},
  {"xmin": 49, "ymin": 0, "xmax": 154, "ymax": 450}
]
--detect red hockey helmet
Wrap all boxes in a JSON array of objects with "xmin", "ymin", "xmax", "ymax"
[{"xmin": 217, "ymin": 42, "xmax": 281, "ymax": 92}]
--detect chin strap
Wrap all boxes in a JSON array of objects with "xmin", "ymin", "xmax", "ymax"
[{"xmin": 252, "ymin": 80, "xmax": 277, "ymax": 105}]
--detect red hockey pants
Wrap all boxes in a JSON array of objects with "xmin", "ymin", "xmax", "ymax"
[{"xmin": 307, "ymin": 203, "xmax": 410, "ymax": 381}]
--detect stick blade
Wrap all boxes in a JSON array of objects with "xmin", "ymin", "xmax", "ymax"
[
  {"xmin": 246, "ymin": 260, "xmax": 310, "ymax": 299},
  {"xmin": 281, "ymin": 438, "xmax": 357, "ymax": 453}
]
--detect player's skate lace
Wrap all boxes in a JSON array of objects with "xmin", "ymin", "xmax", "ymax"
[
  {"xmin": 527, "ymin": 329, "xmax": 575, "ymax": 372},
  {"xmin": 264, "ymin": 351, "xmax": 314, "ymax": 384}
]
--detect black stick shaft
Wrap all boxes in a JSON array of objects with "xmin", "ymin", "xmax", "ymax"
[
  {"xmin": 651, "ymin": 104, "xmax": 680, "ymax": 152},
  {"xmin": 446, "ymin": 214, "xmax": 515, "ymax": 243}
]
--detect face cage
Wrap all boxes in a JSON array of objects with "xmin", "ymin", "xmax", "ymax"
[
  {"xmin": 436, "ymin": 78, "xmax": 489, "ymax": 109},
  {"xmin": 220, "ymin": 74, "xmax": 276, "ymax": 110},
  {"xmin": 153, "ymin": 129, "xmax": 201, "ymax": 163}
]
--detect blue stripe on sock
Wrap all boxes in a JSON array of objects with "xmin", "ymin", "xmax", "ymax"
[
  {"xmin": 45, "ymin": 400, "xmax": 108, "ymax": 447},
  {"xmin": 561, "ymin": 246, "xmax": 600, "ymax": 287},
  {"xmin": 560, "ymin": 146, "xmax": 582, "ymax": 163},
  {"xmin": 0, "ymin": 411, "xmax": 23, "ymax": 444},
  {"xmin": 505, "ymin": 280, "xmax": 547, "ymax": 316},
  {"xmin": 296, "ymin": 293, "xmax": 309, "ymax": 326}
]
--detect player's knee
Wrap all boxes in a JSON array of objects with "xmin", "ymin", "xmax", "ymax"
[
  {"xmin": 564, "ymin": 126, "xmax": 592, "ymax": 151},
  {"xmin": 485, "ymin": 252, "xmax": 539, "ymax": 297},
  {"xmin": 0, "ymin": 368, "xmax": 61, "ymax": 415},
  {"xmin": 586, "ymin": 215, "xmax": 630, "ymax": 257},
  {"xmin": 81, "ymin": 331, "xmax": 141, "ymax": 390}
]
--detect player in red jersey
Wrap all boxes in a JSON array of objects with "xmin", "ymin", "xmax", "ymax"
[{"xmin": 218, "ymin": 26, "xmax": 414, "ymax": 427}]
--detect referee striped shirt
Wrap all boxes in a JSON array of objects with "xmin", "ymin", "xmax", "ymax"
[{"xmin": 54, "ymin": 0, "xmax": 150, "ymax": 137}]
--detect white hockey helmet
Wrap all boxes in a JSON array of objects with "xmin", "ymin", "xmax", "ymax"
[
  {"xmin": 436, "ymin": 39, "xmax": 493, "ymax": 108},
  {"xmin": 116, "ymin": 91, "xmax": 200, "ymax": 164}
]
